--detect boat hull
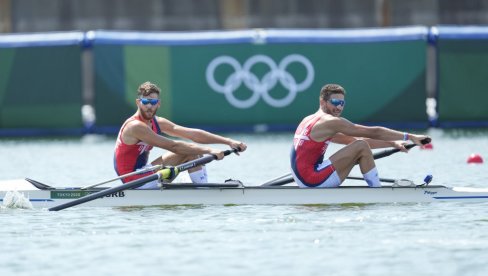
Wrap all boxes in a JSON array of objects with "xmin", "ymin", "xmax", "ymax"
[{"xmin": 2, "ymin": 179, "xmax": 488, "ymax": 208}]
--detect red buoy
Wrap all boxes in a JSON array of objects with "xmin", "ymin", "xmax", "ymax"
[
  {"xmin": 467, "ymin": 153, "xmax": 484, "ymax": 164},
  {"xmin": 421, "ymin": 143, "xmax": 433, "ymax": 150}
]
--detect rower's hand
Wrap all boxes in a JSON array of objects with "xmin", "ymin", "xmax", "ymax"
[
  {"xmin": 392, "ymin": 141, "xmax": 410, "ymax": 153},
  {"xmin": 210, "ymin": 149, "xmax": 225, "ymax": 160},
  {"xmin": 409, "ymin": 134, "xmax": 432, "ymax": 146},
  {"xmin": 229, "ymin": 140, "xmax": 247, "ymax": 155}
]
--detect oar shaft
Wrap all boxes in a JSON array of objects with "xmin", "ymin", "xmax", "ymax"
[
  {"xmin": 371, "ymin": 138, "xmax": 431, "ymax": 160},
  {"xmin": 48, "ymin": 173, "xmax": 160, "ymax": 211},
  {"xmin": 49, "ymin": 148, "xmax": 240, "ymax": 211},
  {"xmin": 266, "ymin": 177, "xmax": 293, "ymax": 186},
  {"xmin": 267, "ymin": 173, "xmax": 398, "ymax": 187},
  {"xmin": 81, "ymin": 164, "xmax": 162, "ymax": 190},
  {"xmin": 346, "ymin": 176, "xmax": 395, "ymax": 183},
  {"xmin": 260, "ymin": 174, "xmax": 294, "ymax": 187},
  {"xmin": 177, "ymin": 155, "xmax": 216, "ymax": 171},
  {"xmin": 176, "ymin": 148, "xmax": 237, "ymax": 171},
  {"xmin": 161, "ymin": 183, "xmax": 241, "ymax": 188}
]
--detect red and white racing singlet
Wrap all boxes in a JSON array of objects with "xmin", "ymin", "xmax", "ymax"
[
  {"xmin": 114, "ymin": 115, "xmax": 161, "ymax": 183},
  {"xmin": 290, "ymin": 114, "xmax": 336, "ymax": 187}
]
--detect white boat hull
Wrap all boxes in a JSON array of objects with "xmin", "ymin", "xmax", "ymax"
[{"xmin": 2, "ymin": 178, "xmax": 488, "ymax": 209}]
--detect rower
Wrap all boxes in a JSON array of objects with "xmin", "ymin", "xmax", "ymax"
[
  {"xmin": 114, "ymin": 81, "xmax": 247, "ymax": 189},
  {"xmin": 290, "ymin": 83, "xmax": 431, "ymax": 188}
]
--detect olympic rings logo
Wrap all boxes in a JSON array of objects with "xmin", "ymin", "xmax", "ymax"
[{"xmin": 206, "ymin": 54, "xmax": 314, "ymax": 109}]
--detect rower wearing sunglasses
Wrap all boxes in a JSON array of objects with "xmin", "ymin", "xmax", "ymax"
[
  {"xmin": 114, "ymin": 81, "xmax": 247, "ymax": 189},
  {"xmin": 290, "ymin": 83, "xmax": 430, "ymax": 188}
]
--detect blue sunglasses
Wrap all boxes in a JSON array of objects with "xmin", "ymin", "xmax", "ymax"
[
  {"xmin": 139, "ymin": 98, "xmax": 160, "ymax": 105},
  {"xmin": 329, "ymin": 98, "xmax": 346, "ymax": 107}
]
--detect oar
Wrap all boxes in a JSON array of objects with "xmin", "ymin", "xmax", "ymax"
[
  {"xmin": 346, "ymin": 176, "xmax": 398, "ymax": 183},
  {"xmin": 262, "ymin": 138, "xmax": 431, "ymax": 187},
  {"xmin": 369, "ymin": 137, "xmax": 431, "ymax": 159},
  {"xmin": 161, "ymin": 183, "xmax": 242, "ymax": 188},
  {"xmin": 49, "ymin": 148, "xmax": 240, "ymax": 211},
  {"xmin": 259, "ymin": 173, "xmax": 295, "ymax": 187},
  {"xmin": 80, "ymin": 164, "xmax": 163, "ymax": 190},
  {"xmin": 347, "ymin": 174, "xmax": 433, "ymax": 187}
]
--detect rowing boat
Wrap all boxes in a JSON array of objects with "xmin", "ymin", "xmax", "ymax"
[
  {"xmin": 1, "ymin": 177, "xmax": 488, "ymax": 209},
  {"xmin": 2, "ymin": 140, "xmax": 445, "ymax": 210}
]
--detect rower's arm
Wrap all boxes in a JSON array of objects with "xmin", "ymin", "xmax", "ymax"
[
  {"xmin": 329, "ymin": 133, "xmax": 356, "ymax": 145},
  {"xmin": 330, "ymin": 133, "xmax": 400, "ymax": 149},
  {"xmin": 330, "ymin": 118, "xmax": 406, "ymax": 141},
  {"xmin": 157, "ymin": 117, "xmax": 246, "ymax": 151},
  {"xmin": 358, "ymin": 138, "xmax": 403, "ymax": 149},
  {"xmin": 330, "ymin": 118, "xmax": 430, "ymax": 147},
  {"xmin": 129, "ymin": 121, "xmax": 216, "ymax": 156}
]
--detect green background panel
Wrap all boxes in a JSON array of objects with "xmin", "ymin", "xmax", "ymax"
[
  {"xmin": 92, "ymin": 40, "xmax": 426, "ymax": 129},
  {"xmin": 0, "ymin": 48, "xmax": 15, "ymax": 106},
  {"xmin": 93, "ymin": 45, "xmax": 171, "ymax": 126},
  {"xmin": 93, "ymin": 45, "xmax": 127, "ymax": 126},
  {"xmin": 0, "ymin": 46, "xmax": 82, "ymax": 128},
  {"xmin": 437, "ymin": 40, "xmax": 488, "ymax": 122},
  {"xmin": 125, "ymin": 46, "xmax": 171, "ymax": 119},
  {"xmin": 168, "ymin": 41, "xmax": 426, "ymax": 126},
  {"xmin": 1, "ymin": 105, "xmax": 82, "ymax": 128}
]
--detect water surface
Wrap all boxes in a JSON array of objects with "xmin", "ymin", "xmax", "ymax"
[{"xmin": 1, "ymin": 129, "xmax": 488, "ymax": 275}]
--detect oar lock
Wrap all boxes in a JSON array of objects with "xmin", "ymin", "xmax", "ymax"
[
  {"xmin": 392, "ymin": 175, "xmax": 433, "ymax": 187},
  {"xmin": 158, "ymin": 166, "xmax": 179, "ymax": 182},
  {"xmin": 392, "ymin": 179, "xmax": 416, "ymax": 187}
]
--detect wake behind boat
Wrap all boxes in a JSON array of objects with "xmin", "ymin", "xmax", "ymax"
[{"xmin": 2, "ymin": 177, "xmax": 488, "ymax": 209}]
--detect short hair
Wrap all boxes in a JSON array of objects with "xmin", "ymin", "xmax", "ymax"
[
  {"xmin": 137, "ymin": 82, "xmax": 161, "ymax": 98},
  {"xmin": 320, "ymin": 84, "xmax": 346, "ymax": 101}
]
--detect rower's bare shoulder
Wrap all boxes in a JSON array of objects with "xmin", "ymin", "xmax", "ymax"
[
  {"xmin": 123, "ymin": 120, "xmax": 149, "ymax": 138},
  {"xmin": 120, "ymin": 120, "xmax": 146, "ymax": 144},
  {"xmin": 316, "ymin": 114, "xmax": 343, "ymax": 126},
  {"xmin": 155, "ymin": 116, "xmax": 176, "ymax": 131},
  {"xmin": 125, "ymin": 119, "xmax": 146, "ymax": 130}
]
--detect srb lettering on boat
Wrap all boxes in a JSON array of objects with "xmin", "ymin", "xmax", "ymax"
[{"xmin": 104, "ymin": 191, "xmax": 125, "ymax": 198}]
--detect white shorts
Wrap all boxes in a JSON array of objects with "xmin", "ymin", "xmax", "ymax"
[
  {"xmin": 133, "ymin": 164, "xmax": 161, "ymax": 189},
  {"xmin": 135, "ymin": 170, "xmax": 191, "ymax": 189},
  {"xmin": 136, "ymin": 179, "xmax": 160, "ymax": 189},
  {"xmin": 292, "ymin": 159, "xmax": 342, "ymax": 188}
]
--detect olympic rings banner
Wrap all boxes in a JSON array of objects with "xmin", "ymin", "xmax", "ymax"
[
  {"xmin": 206, "ymin": 54, "xmax": 315, "ymax": 109},
  {"xmin": 91, "ymin": 28, "xmax": 428, "ymax": 130}
]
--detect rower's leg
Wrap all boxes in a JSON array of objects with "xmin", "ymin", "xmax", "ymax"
[
  {"xmin": 188, "ymin": 165, "xmax": 208, "ymax": 183},
  {"xmin": 330, "ymin": 140, "xmax": 381, "ymax": 187},
  {"xmin": 362, "ymin": 167, "xmax": 381, "ymax": 187}
]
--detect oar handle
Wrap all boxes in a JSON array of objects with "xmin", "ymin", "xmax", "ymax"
[
  {"xmin": 221, "ymin": 147, "xmax": 241, "ymax": 157},
  {"xmin": 372, "ymin": 138, "xmax": 431, "ymax": 160},
  {"xmin": 176, "ymin": 148, "xmax": 240, "ymax": 172}
]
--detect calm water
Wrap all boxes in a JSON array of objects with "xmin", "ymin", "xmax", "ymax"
[{"xmin": 1, "ymin": 129, "xmax": 488, "ymax": 276}]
